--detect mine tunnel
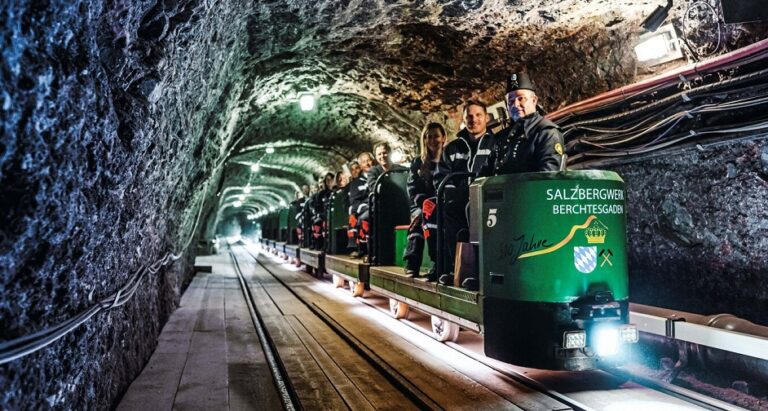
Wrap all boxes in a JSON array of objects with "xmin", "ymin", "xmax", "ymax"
[{"xmin": 2, "ymin": 0, "xmax": 768, "ymax": 409}]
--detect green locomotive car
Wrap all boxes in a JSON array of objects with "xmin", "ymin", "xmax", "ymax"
[
  {"xmin": 369, "ymin": 170, "xmax": 637, "ymax": 370},
  {"xmin": 470, "ymin": 170, "xmax": 637, "ymax": 370}
]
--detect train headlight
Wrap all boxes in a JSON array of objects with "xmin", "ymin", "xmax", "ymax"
[
  {"xmin": 619, "ymin": 324, "xmax": 639, "ymax": 343},
  {"xmin": 593, "ymin": 326, "xmax": 620, "ymax": 357},
  {"xmin": 563, "ymin": 331, "xmax": 586, "ymax": 349}
]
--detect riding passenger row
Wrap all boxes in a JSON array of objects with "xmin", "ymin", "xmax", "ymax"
[{"xmin": 291, "ymin": 72, "xmax": 565, "ymax": 290}]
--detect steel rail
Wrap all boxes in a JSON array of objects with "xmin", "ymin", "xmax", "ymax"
[
  {"xmin": 239, "ymin": 246, "xmax": 443, "ymax": 410},
  {"xmin": 227, "ymin": 249, "xmax": 300, "ymax": 411}
]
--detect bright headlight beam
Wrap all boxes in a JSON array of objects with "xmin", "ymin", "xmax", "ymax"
[{"xmin": 594, "ymin": 326, "xmax": 620, "ymax": 357}]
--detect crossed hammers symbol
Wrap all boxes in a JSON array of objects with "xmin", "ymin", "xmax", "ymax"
[{"xmin": 599, "ymin": 249, "xmax": 614, "ymax": 267}]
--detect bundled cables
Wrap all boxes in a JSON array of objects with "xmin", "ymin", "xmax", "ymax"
[{"xmin": 550, "ymin": 38, "xmax": 768, "ymax": 167}]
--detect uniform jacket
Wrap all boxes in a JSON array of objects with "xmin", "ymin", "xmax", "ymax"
[
  {"xmin": 310, "ymin": 188, "xmax": 331, "ymax": 224},
  {"xmin": 348, "ymin": 173, "xmax": 369, "ymax": 216},
  {"xmin": 478, "ymin": 112, "xmax": 563, "ymax": 176},
  {"xmin": 407, "ymin": 157, "xmax": 437, "ymax": 213},
  {"xmin": 433, "ymin": 128, "xmax": 496, "ymax": 191}
]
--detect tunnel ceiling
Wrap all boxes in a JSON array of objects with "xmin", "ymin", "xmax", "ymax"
[{"xmin": 152, "ymin": 0, "xmax": 760, "ymax": 219}]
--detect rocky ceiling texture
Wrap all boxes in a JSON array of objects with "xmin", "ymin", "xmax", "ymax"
[{"xmin": 2, "ymin": 0, "xmax": 767, "ymax": 408}]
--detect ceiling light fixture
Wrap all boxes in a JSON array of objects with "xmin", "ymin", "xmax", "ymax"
[
  {"xmin": 243, "ymin": 186, "xmax": 251, "ymax": 194},
  {"xmin": 251, "ymin": 164, "xmax": 260, "ymax": 172},
  {"xmin": 265, "ymin": 146, "xmax": 275, "ymax": 154},
  {"xmin": 233, "ymin": 201, "xmax": 242, "ymax": 208},
  {"xmin": 269, "ymin": 206, "xmax": 276, "ymax": 212},
  {"xmin": 298, "ymin": 92, "xmax": 315, "ymax": 111}
]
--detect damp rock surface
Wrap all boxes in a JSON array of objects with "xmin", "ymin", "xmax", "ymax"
[{"xmin": 617, "ymin": 139, "xmax": 768, "ymax": 326}]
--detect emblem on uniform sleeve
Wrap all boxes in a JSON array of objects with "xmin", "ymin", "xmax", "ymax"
[
  {"xmin": 574, "ymin": 246, "xmax": 596, "ymax": 274},
  {"xmin": 555, "ymin": 143, "xmax": 564, "ymax": 156}
]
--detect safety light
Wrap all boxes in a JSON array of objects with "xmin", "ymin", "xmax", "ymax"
[
  {"xmin": 233, "ymin": 201, "xmax": 242, "ymax": 208},
  {"xmin": 634, "ymin": 24, "xmax": 683, "ymax": 66},
  {"xmin": 619, "ymin": 324, "xmax": 639, "ymax": 343},
  {"xmin": 593, "ymin": 326, "xmax": 620, "ymax": 357},
  {"xmin": 298, "ymin": 92, "xmax": 315, "ymax": 111},
  {"xmin": 244, "ymin": 186, "xmax": 251, "ymax": 194},
  {"xmin": 563, "ymin": 331, "xmax": 587, "ymax": 349},
  {"xmin": 251, "ymin": 164, "xmax": 260, "ymax": 172},
  {"xmin": 265, "ymin": 146, "xmax": 275, "ymax": 154}
]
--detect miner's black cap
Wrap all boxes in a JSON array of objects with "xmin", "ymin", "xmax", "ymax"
[{"xmin": 506, "ymin": 72, "xmax": 535, "ymax": 93}]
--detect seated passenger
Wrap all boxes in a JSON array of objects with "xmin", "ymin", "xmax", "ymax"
[
  {"xmin": 366, "ymin": 142, "xmax": 407, "ymax": 192},
  {"xmin": 403, "ymin": 123, "xmax": 446, "ymax": 280},
  {"xmin": 347, "ymin": 152, "xmax": 375, "ymax": 258},
  {"xmin": 433, "ymin": 100, "xmax": 496, "ymax": 290},
  {"xmin": 478, "ymin": 72, "xmax": 564, "ymax": 177},
  {"xmin": 311, "ymin": 174, "xmax": 334, "ymax": 250},
  {"xmin": 345, "ymin": 161, "xmax": 361, "ymax": 249}
]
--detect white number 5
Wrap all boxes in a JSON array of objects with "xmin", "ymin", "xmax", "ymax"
[{"xmin": 486, "ymin": 208, "xmax": 498, "ymax": 228}]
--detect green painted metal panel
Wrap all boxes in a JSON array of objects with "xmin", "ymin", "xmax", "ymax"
[
  {"xmin": 278, "ymin": 209, "xmax": 289, "ymax": 241},
  {"xmin": 417, "ymin": 288, "xmax": 441, "ymax": 308},
  {"xmin": 394, "ymin": 227, "xmax": 408, "ymax": 266},
  {"xmin": 440, "ymin": 294, "xmax": 482, "ymax": 323},
  {"xmin": 327, "ymin": 190, "xmax": 350, "ymax": 253},
  {"xmin": 395, "ymin": 281, "xmax": 419, "ymax": 300},
  {"xmin": 394, "ymin": 226, "xmax": 433, "ymax": 271},
  {"xmin": 287, "ymin": 203, "xmax": 300, "ymax": 244},
  {"xmin": 476, "ymin": 170, "xmax": 628, "ymax": 303},
  {"xmin": 372, "ymin": 170, "xmax": 410, "ymax": 265},
  {"xmin": 325, "ymin": 256, "xmax": 362, "ymax": 281},
  {"xmin": 438, "ymin": 285, "xmax": 478, "ymax": 303}
]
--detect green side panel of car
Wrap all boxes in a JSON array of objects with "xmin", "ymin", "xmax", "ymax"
[
  {"xmin": 325, "ymin": 256, "xmax": 366, "ymax": 281},
  {"xmin": 475, "ymin": 170, "xmax": 628, "ymax": 303},
  {"xmin": 394, "ymin": 226, "xmax": 433, "ymax": 272}
]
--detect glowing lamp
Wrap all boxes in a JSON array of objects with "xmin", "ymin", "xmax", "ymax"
[
  {"xmin": 634, "ymin": 24, "xmax": 683, "ymax": 66},
  {"xmin": 298, "ymin": 92, "xmax": 315, "ymax": 111}
]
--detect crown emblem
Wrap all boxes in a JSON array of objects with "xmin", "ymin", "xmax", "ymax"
[{"xmin": 585, "ymin": 219, "xmax": 608, "ymax": 244}]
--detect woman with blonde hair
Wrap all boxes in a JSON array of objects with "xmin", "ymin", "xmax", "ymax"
[{"xmin": 403, "ymin": 122, "xmax": 447, "ymax": 279}]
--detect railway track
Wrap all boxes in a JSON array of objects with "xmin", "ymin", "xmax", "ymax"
[{"xmin": 230, "ymin": 243, "xmax": 750, "ymax": 410}]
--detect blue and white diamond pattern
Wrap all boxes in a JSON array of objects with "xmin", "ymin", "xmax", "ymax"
[{"xmin": 574, "ymin": 246, "xmax": 597, "ymax": 274}]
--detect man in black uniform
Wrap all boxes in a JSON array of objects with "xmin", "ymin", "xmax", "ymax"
[
  {"xmin": 479, "ymin": 72, "xmax": 565, "ymax": 177},
  {"xmin": 433, "ymin": 100, "xmax": 496, "ymax": 289}
]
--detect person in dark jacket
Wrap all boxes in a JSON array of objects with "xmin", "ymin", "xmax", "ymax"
[
  {"xmin": 311, "ymin": 173, "xmax": 335, "ymax": 250},
  {"xmin": 347, "ymin": 152, "xmax": 374, "ymax": 258},
  {"xmin": 345, "ymin": 161, "xmax": 361, "ymax": 249},
  {"xmin": 367, "ymin": 142, "xmax": 407, "ymax": 192},
  {"xmin": 433, "ymin": 100, "xmax": 496, "ymax": 288},
  {"xmin": 479, "ymin": 72, "xmax": 565, "ymax": 177},
  {"xmin": 403, "ymin": 122, "xmax": 446, "ymax": 279}
]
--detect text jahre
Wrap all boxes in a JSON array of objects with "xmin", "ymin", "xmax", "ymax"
[{"xmin": 500, "ymin": 233, "xmax": 552, "ymax": 263}]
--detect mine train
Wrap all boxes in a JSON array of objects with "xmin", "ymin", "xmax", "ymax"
[{"xmin": 258, "ymin": 170, "xmax": 639, "ymax": 370}]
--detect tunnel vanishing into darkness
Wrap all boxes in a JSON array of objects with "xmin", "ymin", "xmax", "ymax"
[{"xmin": 2, "ymin": 0, "xmax": 768, "ymax": 408}]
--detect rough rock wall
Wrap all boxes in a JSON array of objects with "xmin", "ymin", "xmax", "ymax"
[
  {"xmin": 0, "ymin": 1, "xmax": 248, "ymax": 408},
  {"xmin": 615, "ymin": 137, "xmax": 768, "ymax": 326}
]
